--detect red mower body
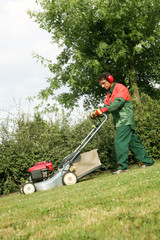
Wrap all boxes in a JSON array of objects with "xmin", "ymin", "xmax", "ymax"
[{"xmin": 29, "ymin": 161, "xmax": 53, "ymax": 172}]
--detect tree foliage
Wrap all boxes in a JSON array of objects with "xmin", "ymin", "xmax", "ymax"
[{"xmin": 29, "ymin": 0, "xmax": 160, "ymax": 108}]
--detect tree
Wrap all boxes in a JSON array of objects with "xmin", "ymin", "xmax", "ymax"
[{"xmin": 29, "ymin": 0, "xmax": 160, "ymax": 108}]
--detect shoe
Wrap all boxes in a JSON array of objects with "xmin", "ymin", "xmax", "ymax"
[
  {"xmin": 140, "ymin": 164, "xmax": 146, "ymax": 168},
  {"xmin": 139, "ymin": 164, "xmax": 153, "ymax": 168},
  {"xmin": 112, "ymin": 169, "xmax": 129, "ymax": 175}
]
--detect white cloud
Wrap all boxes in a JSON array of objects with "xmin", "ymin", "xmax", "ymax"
[{"xmin": 0, "ymin": 0, "xmax": 59, "ymax": 118}]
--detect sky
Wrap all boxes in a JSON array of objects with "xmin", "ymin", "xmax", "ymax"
[{"xmin": 0, "ymin": 0, "xmax": 60, "ymax": 120}]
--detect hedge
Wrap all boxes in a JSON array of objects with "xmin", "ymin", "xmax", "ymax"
[{"xmin": 0, "ymin": 93, "xmax": 159, "ymax": 195}]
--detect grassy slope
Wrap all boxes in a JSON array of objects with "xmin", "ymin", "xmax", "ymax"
[{"xmin": 0, "ymin": 162, "xmax": 160, "ymax": 240}]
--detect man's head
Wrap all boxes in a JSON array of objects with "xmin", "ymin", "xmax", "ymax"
[{"xmin": 98, "ymin": 72, "xmax": 114, "ymax": 90}]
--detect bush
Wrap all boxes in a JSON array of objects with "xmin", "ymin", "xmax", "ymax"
[
  {"xmin": 0, "ymin": 93, "xmax": 159, "ymax": 195},
  {"xmin": 133, "ymin": 93, "xmax": 160, "ymax": 161},
  {"xmin": 0, "ymin": 113, "xmax": 65, "ymax": 194}
]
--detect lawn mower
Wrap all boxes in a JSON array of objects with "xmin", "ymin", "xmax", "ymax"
[{"xmin": 20, "ymin": 114, "xmax": 108, "ymax": 194}]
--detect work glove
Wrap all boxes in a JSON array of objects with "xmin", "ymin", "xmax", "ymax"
[
  {"xmin": 90, "ymin": 111, "xmax": 97, "ymax": 119},
  {"xmin": 90, "ymin": 109, "xmax": 103, "ymax": 119},
  {"xmin": 90, "ymin": 107, "xmax": 108, "ymax": 119}
]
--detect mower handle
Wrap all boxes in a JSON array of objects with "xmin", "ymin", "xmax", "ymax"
[
  {"xmin": 75, "ymin": 113, "xmax": 108, "ymax": 152},
  {"xmin": 93, "ymin": 113, "xmax": 108, "ymax": 126},
  {"xmin": 62, "ymin": 113, "xmax": 108, "ymax": 169}
]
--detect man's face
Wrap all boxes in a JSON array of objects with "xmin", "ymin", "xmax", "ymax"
[{"xmin": 99, "ymin": 78, "xmax": 112, "ymax": 90}]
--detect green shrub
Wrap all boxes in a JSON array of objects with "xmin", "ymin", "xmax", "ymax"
[
  {"xmin": 133, "ymin": 93, "xmax": 160, "ymax": 161},
  {"xmin": 0, "ymin": 93, "xmax": 159, "ymax": 195}
]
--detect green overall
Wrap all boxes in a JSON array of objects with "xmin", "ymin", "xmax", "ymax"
[{"xmin": 103, "ymin": 83, "xmax": 153, "ymax": 169}]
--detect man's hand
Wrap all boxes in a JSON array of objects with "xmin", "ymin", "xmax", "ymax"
[
  {"xmin": 90, "ymin": 107, "xmax": 108, "ymax": 119},
  {"xmin": 90, "ymin": 109, "xmax": 102, "ymax": 119},
  {"xmin": 90, "ymin": 111, "xmax": 96, "ymax": 119}
]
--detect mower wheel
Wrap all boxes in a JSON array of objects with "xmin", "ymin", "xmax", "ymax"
[
  {"xmin": 62, "ymin": 171, "xmax": 77, "ymax": 185},
  {"xmin": 19, "ymin": 183, "xmax": 26, "ymax": 194},
  {"xmin": 22, "ymin": 183, "xmax": 36, "ymax": 194}
]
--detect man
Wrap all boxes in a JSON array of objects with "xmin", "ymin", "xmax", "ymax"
[{"xmin": 90, "ymin": 72, "xmax": 154, "ymax": 174}]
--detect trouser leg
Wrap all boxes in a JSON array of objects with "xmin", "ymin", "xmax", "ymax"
[
  {"xmin": 115, "ymin": 126, "xmax": 132, "ymax": 170},
  {"xmin": 129, "ymin": 131, "xmax": 154, "ymax": 166}
]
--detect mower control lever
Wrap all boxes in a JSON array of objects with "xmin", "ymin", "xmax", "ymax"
[{"xmin": 93, "ymin": 113, "xmax": 107, "ymax": 127}]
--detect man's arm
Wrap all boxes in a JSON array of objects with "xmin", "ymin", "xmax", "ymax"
[
  {"xmin": 104, "ymin": 97, "xmax": 125, "ymax": 112},
  {"xmin": 94, "ymin": 97, "xmax": 125, "ymax": 116}
]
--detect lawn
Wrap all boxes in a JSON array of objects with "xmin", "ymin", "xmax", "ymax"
[{"xmin": 0, "ymin": 162, "xmax": 160, "ymax": 240}]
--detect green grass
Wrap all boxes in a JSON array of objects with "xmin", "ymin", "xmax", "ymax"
[{"xmin": 0, "ymin": 162, "xmax": 160, "ymax": 240}]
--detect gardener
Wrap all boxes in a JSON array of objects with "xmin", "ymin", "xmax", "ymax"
[{"xmin": 90, "ymin": 72, "xmax": 154, "ymax": 174}]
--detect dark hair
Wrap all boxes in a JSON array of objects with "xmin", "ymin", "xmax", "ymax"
[{"xmin": 97, "ymin": 72, "xmax": 111, "ymax": 81}]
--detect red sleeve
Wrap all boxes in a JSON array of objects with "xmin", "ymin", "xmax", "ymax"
[{"xmin": 100, "ymin": 107, "xmax": 108, "ymax": 113}]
